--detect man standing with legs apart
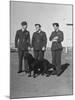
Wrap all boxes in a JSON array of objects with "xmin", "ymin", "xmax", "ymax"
[
  {"xmin": 49, "ymin": 23, "xmax": 64, "ymax": 76},
  {"xmin": 15, "ymin": 21, "xmax": 30, "ymax": 73},
  {"xmin": 32, "ymin": 24, "xmax": 47, "ymax": 61}
]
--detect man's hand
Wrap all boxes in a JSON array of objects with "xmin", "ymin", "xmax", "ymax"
[
  {"xmin": 42, "ymin": 47, "xmax": 46, "ymax": 51},
  {"xmin": 53, "ymin": 36, "xmax": 58, "ymax": 40},
  {"xmin": 52, "ymin": 36, "xmax": 58, "ymax": 42},
  {"xmin": 52, "ymin": 39, "xmax": 57, "ymax": 42},
  {"xmin": 28, "ymin": 47, "xmax": 31, "ymax": 51},
  {"xmin": 31, "ymin": 47, "xmax": 33, "ymax": 51},
  {"xmin": 15, "ymin": 48, "xmax": 18, "ymax": 51}
]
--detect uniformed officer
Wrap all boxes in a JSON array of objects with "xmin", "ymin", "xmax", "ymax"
[
  {"xmin": 32, "ymin": 24, "xmax": 47, "ymax": 60},
  {"xmin": 15, "ymin": 21, "xmax": 30, "ymax": 73},
  {"xmin": 49, "ymin": 23, "xmax": 64, "ymax": 76}
]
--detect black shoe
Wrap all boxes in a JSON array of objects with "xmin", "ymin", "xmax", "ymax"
[
  {"xmin": 17, "ymin": 71, "xmax": 22, "ymax": 73},
  {"xmin": 28, "ymin": 74, "xmax": 31, "ymax": 77},
  {"xmin": 51, "ymin": 70, "xmax": 57, "ymax": 75},
  {"xmin": 46, "ymin": 74, "xmax": 50, "ymax": 77},
  {"xmin": 41, "ymin": 73, "xmax": 45, "ymax": 76},
  {"xmin": 33, "ymin": 74, "xmax": 37, "ymax": 78},
  {"xmin": 25, "ymin": 70, "xmax": 29, "ymax": 73}
]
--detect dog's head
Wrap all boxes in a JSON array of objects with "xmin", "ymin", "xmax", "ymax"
[
  {"xmin": 31, "ymin": 59, "xmax": 40, "ymax": 67},
  {"xmin": 25, "ymin": 53, "xmax": 35, "ymax": 63}
]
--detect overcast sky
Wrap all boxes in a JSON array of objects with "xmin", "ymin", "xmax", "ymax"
[{"xmin": 10, "ymin": 1, "xmax": 73, "ymax": 47}]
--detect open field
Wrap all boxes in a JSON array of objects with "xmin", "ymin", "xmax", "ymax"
[{"xmin": 10, "ymin": 49, "xmax": 73, "ymax": 99}]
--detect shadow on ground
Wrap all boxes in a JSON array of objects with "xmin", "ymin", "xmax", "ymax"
[
  {"xmin": 58, "ymin": 63, "xmax": 70, "ymax": 76},
  {"xmin": 45, "ymin": 63, "xmax": 70, "ymax": 77}
]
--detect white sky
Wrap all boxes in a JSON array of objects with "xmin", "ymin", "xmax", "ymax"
[{"xmin": 10, "ymin": 1, "xmax": 73, "ymax": 47}]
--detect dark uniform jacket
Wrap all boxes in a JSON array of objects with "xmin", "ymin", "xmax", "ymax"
[
  {"xmin": 32, "ymin": 31, "xmax": 47, "ymax": 50},
  {"xmin": 49, "ymin": 30, "xmax": 64, "ymax": 51},
  {"xmin": 15, "ymin": 29, "xmax": 30, "ymax": 50}
]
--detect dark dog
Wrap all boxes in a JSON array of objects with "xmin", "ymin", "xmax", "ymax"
[
  {"xmin": 40, "ymin": 59, "xmax": 56, "ymax": 76},
  {"xmin": 25, "ymin": 53, "xmax": 55, "ymax": 78},
  {"xmin": 25, "ymin": 53, "xmax": 36, "ymax": 77}
]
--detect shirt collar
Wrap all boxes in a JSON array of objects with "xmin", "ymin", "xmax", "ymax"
[
  {"xmin": 37, "ymin": 29, "xmax": 41, "ymax": 33},
  {"xmin": 21, "ymin": 29, "xmax": 27, "ymax": 32},
  {"xmin": 55, "ymin": 29, "xmax": 59, "ymax": 32}
]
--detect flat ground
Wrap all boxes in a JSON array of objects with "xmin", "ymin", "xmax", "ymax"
[{"xmin": 10, "ymin": 49, "xmax": 73, "ymax": 99}]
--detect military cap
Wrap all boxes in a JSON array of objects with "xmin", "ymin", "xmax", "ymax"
[
  {"xmin": 52, "ymin": 23, "xmax": 59, "ymax": 27},
  {"xmin": 21, "ymin": 21, "xmax": 27, "ymax": 26},
  {"xmin": 35, "ymin": 24, "xmax": 41, "ymax": 27}
]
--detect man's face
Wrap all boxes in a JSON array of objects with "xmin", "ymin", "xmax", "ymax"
[
  {"xmin": 53, "ymin": 25, "xmax": 59, "ymax": 31},
  {"xmin": 22, "ymin": 25, "xmax": 27, "ymax": 30},
  {"xmin": 35, "ymin": 25, "xmax": 40, "ymax": 32}
]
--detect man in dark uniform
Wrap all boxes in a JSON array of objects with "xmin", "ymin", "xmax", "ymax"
[
  {"xmin": 32, "ymin": 24, "xmax": 47, "ymax": 60},
  {"xmin": 15, "ymin": 21, "xmax": 30, "ymax": 73},
  {"xmin": 49, "ymin": 23, "xmax": 64, "ymax": 76}
]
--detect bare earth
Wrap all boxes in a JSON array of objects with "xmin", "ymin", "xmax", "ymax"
[{"xmin": 10, "ymin": 49, "xmax": 73, "ymax": 99}]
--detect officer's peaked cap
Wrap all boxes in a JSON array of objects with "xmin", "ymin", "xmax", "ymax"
[
  {"xmin": 52, "ymin": 23, "xmax": 59, "ymax": 27},
  {"xmin": 21, "ymin": 21, "xmax": 27, "ymax": 26},
  {"xmin": 35, "ymin": 24, "xmax": 41, "ymax": 27}
]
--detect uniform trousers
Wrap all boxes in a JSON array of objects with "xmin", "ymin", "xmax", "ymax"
[
  {"xmin": 34, "ymin": 50, "xmax": 44, "ymax": 60},
  {"xmin": 51, "ymin": 49, "xmax": 62, "ymax": 73},
  {"xmin": 18, "ymin": 50, "xmax": 28, "ymax": 72}
]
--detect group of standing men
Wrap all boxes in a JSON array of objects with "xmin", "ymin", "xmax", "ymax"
[{"xmin": 15, "ymin": 21, "xmax": 64, "ymax": 76}]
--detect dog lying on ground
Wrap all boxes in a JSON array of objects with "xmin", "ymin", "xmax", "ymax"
[
  {"xmin": 25, "ymin": 53, "xmax": 70, "ymax": 77},
  {"xmin": 25, "ymin": 53, "xmax": 55, "ymax": 78}
]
